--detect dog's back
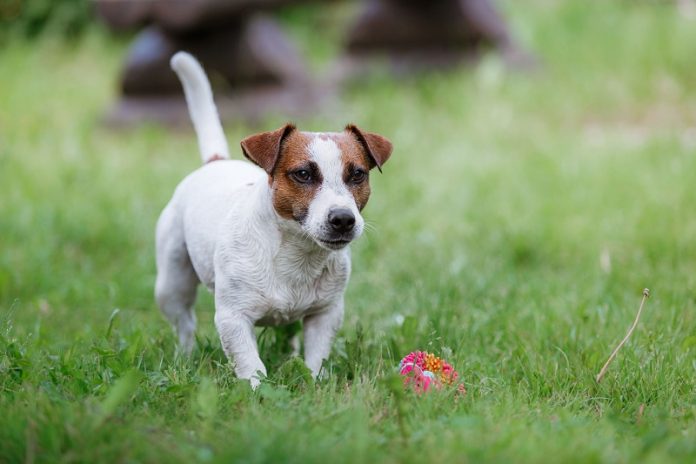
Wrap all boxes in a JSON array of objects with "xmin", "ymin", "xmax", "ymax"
[
  {"xmin": 158, "ymin": 160, "xmax": 264, "ymax": 288},
  {"xmin": 158, "ymin": 52, "xmax": 267, "ymax": 290}
]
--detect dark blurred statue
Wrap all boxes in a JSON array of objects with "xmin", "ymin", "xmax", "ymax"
[
  {"xmin": 97, "ymin": 0, "xmax": 323, "ymax": 126},
  {"xmin": 338, "ymin": 0, "xmax": 536, "ymax": 78},
  {"xmin": 97, "ymin": 0, "xmax": 533, "ymax": 126}
]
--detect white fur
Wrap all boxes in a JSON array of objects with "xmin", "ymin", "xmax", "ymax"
[
  {"xmin": 156, "ymin": 54, "xmax": 364, "ymax": 388},
  {"xmin": 170, "ymin": 52, "xmax": 229, "ymax": 162}
]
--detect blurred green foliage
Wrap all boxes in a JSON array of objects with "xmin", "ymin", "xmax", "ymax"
[{"xmin": 0, "ymin": 0, "xmax": 92, "ymax": 41}]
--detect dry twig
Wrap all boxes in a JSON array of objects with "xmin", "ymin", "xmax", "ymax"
[{"xmin": 595, "ymin": 288, "xmax": 650, "ymax": 383}]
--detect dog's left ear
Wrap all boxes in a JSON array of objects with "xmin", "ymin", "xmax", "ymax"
[
  {"xmin": 241, "ymin": 123, "xmax": 296, "ymax": 174},
  {"xmin": 345, "ymin": 124, "xmax": 393, "ymax": 172}
]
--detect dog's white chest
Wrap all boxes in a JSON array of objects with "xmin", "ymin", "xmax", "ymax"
[
  {"xmin": 256, "ymin": 256, "xmax": 349, "ymax": 326},
  {"xmin": 214, "ymin": 221, "xmax": 351, "ymax": 327}
]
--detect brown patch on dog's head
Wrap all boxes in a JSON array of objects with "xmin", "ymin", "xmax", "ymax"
[
  {"xmin": 240, "ymin": 124, "xmax": 393, "ymax": 225},
  {"xmin": 267, "ymin": 130, "xmax": 320, "ymax": 223},
  {"xmin": 328, "ymin": 132, "xmax": 373, "ymax": 211}
]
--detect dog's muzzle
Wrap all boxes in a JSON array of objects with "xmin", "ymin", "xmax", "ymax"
[{"xmin": 317, "ymin": 208, "xmax": 356, "ymax": 249}]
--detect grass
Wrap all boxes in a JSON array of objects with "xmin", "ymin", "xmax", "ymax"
[{"xmin": 1, "ymin": 1, "xmax": 696, "ymax": 462}]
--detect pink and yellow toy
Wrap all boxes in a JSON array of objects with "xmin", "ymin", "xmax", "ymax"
[{"xmin": 398, "ymin": 351, "xmax": 466, "ymax": 394}]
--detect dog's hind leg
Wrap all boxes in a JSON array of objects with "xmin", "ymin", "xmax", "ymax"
[{"xmin": 155, "ymin": 205, "xmax": 199, "ymax": 354}]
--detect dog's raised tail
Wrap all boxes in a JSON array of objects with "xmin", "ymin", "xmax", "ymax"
[{"xmin": 170, "ymin": 51, "xmax": 229, "ymax": 164}]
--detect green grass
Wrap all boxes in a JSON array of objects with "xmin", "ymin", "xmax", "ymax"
[{"xmin": 2, "ymin": 1, "xmax": 696, "ymax": 462}]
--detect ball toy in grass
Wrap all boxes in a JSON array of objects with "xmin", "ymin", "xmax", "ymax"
[{"xmin": 398, "ymin": 351, "xmax": 466, "ymax": 394}]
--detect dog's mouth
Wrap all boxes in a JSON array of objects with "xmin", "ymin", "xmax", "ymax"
[{"xmin": 316, "ymin": 237, "xmax": 352, "ymax": 250}]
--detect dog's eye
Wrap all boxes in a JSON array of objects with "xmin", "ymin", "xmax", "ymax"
[
  {"xmin": 350, "ymin": 169, "xmax": 367, "ymax": 184},
  {"xmin": 291, "ymin": 169, "xmax": 312, "ymax": 184}
]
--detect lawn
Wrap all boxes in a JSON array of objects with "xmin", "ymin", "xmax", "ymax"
[{"xmin": 1, "ymin": 1, "xmax": 696, "ymax": 462}]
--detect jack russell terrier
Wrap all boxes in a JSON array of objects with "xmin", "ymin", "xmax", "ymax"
[{"xmin": 155, "ymin": 52, "xmax": 392, "ymax": 388}]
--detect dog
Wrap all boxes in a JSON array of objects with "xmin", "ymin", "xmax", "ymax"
[{"xmin": 155, "ymin": 52, "xmax": 393, "ymax": 388}]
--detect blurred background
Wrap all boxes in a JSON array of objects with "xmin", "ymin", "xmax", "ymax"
[
  {"xmin": 1, "ymin": 0, "xmax": 539, "ymax": 125},
  {"xmin": 1, "ymin": 0, "xmax": 696, "ymax": 462}
]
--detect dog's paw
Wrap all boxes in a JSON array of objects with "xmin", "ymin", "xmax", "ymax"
[{"xmin": 249, "ymin": 376, "xmax": 262, "ymax": 391}]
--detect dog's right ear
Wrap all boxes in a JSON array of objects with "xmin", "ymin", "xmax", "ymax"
[{"xmin": 240, "ymin": 123, "xmax": 296, "ymax": 174}]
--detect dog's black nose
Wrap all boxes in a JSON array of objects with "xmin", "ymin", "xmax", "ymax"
[{"xmin": 328, "ymin": 209, "xmax": 355, "ymax": 233}]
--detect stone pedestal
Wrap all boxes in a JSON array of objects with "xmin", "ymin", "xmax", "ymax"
[
  {"xmin": 97, "ymin": 0, "xmax": 325, "ymax": 126},
  {"xmin": 337, "ymin": 0, "xmax": 536, "ymax": 78}
]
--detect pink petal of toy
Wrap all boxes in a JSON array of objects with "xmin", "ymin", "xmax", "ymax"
[{"xmin": 399, "ymin": 362, "xmax": 414, "ymax": 376}]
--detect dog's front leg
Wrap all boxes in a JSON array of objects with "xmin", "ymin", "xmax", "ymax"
[
  {"xmin": 214, "ymin": 310, "xmax": 266, "ymax": 389},
  {"xmin": 303, "ymin": 299, "xmax": 344, "ymax": 378}
]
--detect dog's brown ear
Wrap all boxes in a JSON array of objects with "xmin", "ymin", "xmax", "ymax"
[
  {"xmin": 240, "ymin": 123, "xmax": 296, "ymax": 174},
  {"xmin": 345, "ymin": 124, "xmax": 393, "ymax": 172}
]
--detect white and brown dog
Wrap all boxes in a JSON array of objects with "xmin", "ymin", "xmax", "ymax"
[{"xmin": 155, "ymin": 52, "xmax": 392, "ymax": 388}]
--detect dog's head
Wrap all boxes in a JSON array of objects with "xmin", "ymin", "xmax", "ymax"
[{"xmin": 241, "ymin": 124, "xmax": 392, "ymax": 251}]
